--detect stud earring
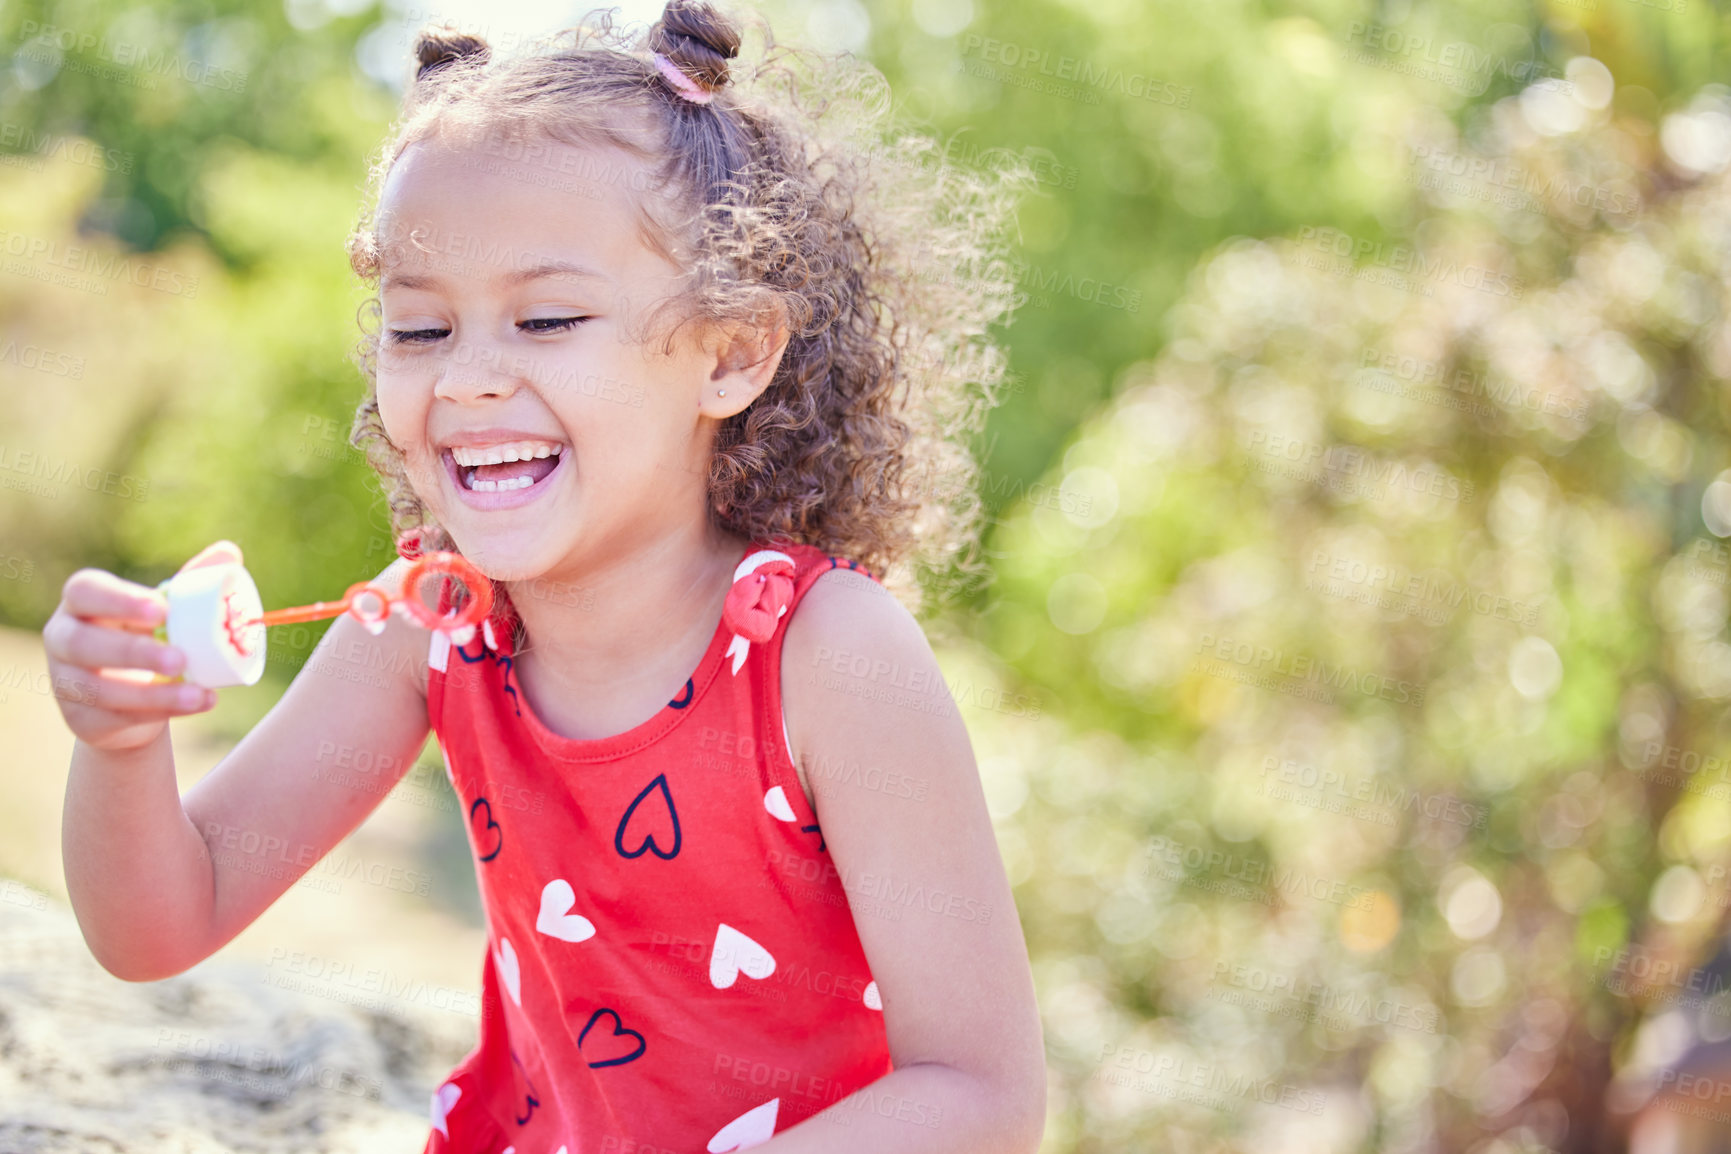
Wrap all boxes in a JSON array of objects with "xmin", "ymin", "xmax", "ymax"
[{"xmin": 717, "ymin": 389, "xmax": 727, "ymax": 397}]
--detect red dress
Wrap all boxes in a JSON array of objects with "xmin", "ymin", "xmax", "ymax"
[{"xmin": 420, "ymin": 538, "xmax": 893, "ymax": 1153}]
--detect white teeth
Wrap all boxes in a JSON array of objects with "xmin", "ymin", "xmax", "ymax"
[
  {"xmin": 467, "ymin": 475, "xmax": 535, "ymax": 492},
  {"xmin": 450, "ymin": 441, "xmax": 564, "ymax": 467},
  {"xmin": 452, "ymin": 439, "xmax": 564, "ymax": 493}
]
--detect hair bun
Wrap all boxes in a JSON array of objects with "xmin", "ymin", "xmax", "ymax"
[
  {"xmin": 413, "ymin": 26, "xmax": 490, "ymax": 82},
  {"xmin": 647, "ymin": 0, "xmax": 739, "ymax": 93}
]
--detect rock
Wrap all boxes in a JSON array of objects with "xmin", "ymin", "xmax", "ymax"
[{"xmin": 0, "ymin": 893, "xmax": 474, "ymax": 1153}]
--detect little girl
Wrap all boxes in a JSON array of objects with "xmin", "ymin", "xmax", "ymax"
[{"xmin": 45, "ymin": 2, "xmax": 1044, "ymax": 1151}]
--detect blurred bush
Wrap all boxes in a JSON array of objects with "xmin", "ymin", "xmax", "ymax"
[
  {"xmin": 0, "ymin": 0, "xmax": 400, "ymax": 647},
  {"xmin": 982, "ymin": 65, "xmax": 1731, "ymax": 1152}
]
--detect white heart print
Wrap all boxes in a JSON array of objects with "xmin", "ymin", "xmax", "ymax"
[
  {"xmin": 707, "ymin": 1097, "xmax": 780, "ymax": 1151},
  {"xmin": 430, "ymin": 1081, "xmax": 461, "ymax": 1137},
  {"xmin": 495, "ymin": 937, "xmax": 521, "ymax": 1007},
  {"xmin": 863, "ymin": 980, "xmax": 882, "ymax": 1010},
  {"xmin": 710, "ymin": 922, "xmax": 776, "ymax": 989},
  {"xmin": 763, "ymin": 786, "xmax": 797, "ymax": 823},
  {"xmin": 537, "ymin": 879, "xmax": 597, "ymax": 943}
]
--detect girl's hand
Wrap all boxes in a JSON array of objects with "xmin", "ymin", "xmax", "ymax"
[{"xmin": 42, "ymin": 542, "xmax": 240, "ymax": 752}]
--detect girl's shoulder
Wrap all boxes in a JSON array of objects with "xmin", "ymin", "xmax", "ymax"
[{"xmin": 775, "ymin": 540, "xmax": 936, "ymax": 731}]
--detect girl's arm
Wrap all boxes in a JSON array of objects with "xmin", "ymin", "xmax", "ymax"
[
  {"xmin": 769, "ymin": 568, "xmax": 1047, "ymax": 1154},
  {"xmin": 53, "ymin": 546, "xmax": 433, "ymax": 981}
]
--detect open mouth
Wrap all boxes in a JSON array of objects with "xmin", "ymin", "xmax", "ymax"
[{"xmin": 446, "ymin": 440, "xmax": 565, "ymax": 493}]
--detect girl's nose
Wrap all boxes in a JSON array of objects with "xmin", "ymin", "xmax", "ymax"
[
  {"xmin": 434, "ymin": 365, "xmax": 521, "ymax": 402},
  {"xmin": 433, "ymin": 339, "xmax": 526, "ymax": 402}
]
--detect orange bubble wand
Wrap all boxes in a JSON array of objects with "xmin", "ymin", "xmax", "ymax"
[{"xmin": 244, "ymin": 552, "xmax": 494, "ymax": 636}]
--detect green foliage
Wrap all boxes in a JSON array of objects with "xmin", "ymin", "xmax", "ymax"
[
  {"xmin": 981, "ymin": 60, "xmax": 1731, "ymax": 1153},
  {"xmin": 1, "ymin": 0, "xmax": 392, "ymax": 252}
]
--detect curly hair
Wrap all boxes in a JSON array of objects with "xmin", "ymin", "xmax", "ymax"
[{"xmin": 343, "ymin": 1, "xmax": 1030, "ymax": 617}]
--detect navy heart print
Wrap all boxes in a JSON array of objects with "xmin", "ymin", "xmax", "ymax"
[
  {"xmin": 614, "ymin": 774, "xmax": 681, "ymax": 860},
  {"xmin": 470, "ymin": 797, "xmax": 503, "ymax": 863},
  {"xmin": 510, "ymin": 1049, "xmax": 540, "ymax": 1126},
  {"xmin": 578, "ymin": 1007, "xmax": 647, "ymax": 1068},
  {"xmin": 453, "ymin": 636, "xmax": 520, "ymax": 718}
]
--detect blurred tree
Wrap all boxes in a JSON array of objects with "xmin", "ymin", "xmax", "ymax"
[
  {"xmin": 1, "ymin": 0, "xmax": 390, "ymax": 255},
  {"xmin": 0, "ymin": 0, "xmax": 400, "ymax": 661},
  {"xmin": 978, "ymin": 65, "xmax": 1731, "ymax": 1153}
]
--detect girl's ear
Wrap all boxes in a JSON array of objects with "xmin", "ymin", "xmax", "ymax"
[{"xmin": 697, "ymin": 306, "xmax": 791, "ymax": 419}]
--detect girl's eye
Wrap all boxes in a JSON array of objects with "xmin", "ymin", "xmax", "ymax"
[
  {"xmin": 384, "ymin": 317, "xmax": 589, "ymax": 345},
  {"xmin": 387, "ymin": 327, "xmax": 448, "ymax": 345},
  {"xmin": 521, "ymin": 317, "xmax": 590, "ymax": 334}
]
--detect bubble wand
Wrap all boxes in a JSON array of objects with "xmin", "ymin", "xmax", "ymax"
[{"xmin": 156, "ymin": 551, "xmax": 493, "ymax": 689}]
